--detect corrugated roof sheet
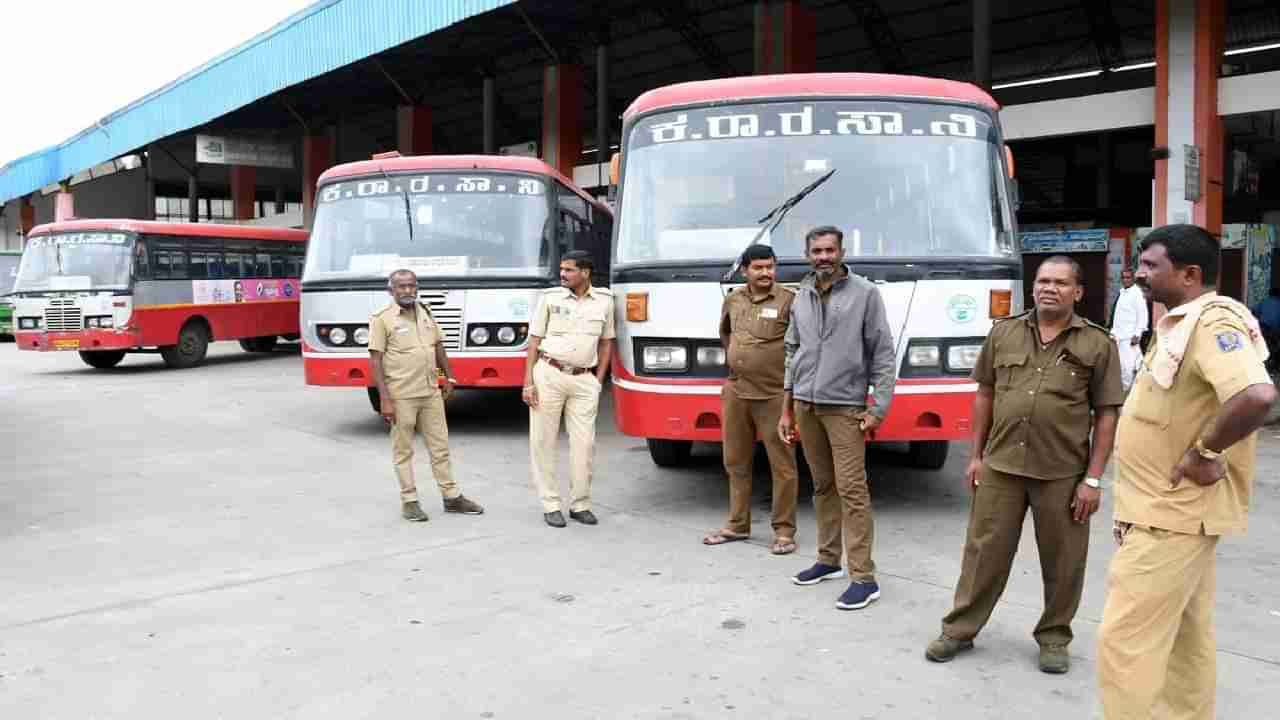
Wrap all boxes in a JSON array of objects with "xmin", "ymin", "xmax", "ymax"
[{"xmin": 0, "ymin": 0, "xmax": 515, "ymax": 205}]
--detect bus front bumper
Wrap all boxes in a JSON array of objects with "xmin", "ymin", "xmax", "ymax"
[
  {"xmin": 303, "ymin": 346, "xmax": 528, "ymax": 388},
  {"xmin": 16, "ymin": 329, "xmax": 140, "ymax": 352},
  {"xmin": 611, "ymin": 370, "xmax": 975, "ymax": 443}
]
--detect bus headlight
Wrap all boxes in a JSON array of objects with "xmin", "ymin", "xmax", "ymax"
[
  {"xmin": 642, "ymin": 345, "xmax": 688, "ymax": 372},
  {"xmin": 19, "ymin": 317, "xmax": 41, "ymax": 330},
  {"xmin": 947, "ymin": 344, "xmax": 983, "ymax": 371},
  {"xmin": 329, "ymin": 327, "xmax": 348, "ymax": 345},
  {"xmin": 496, "ymin": 326, "xmax": 517, "ymax": 344},
  {"xmin": 696, "ymin": 346, "xmax": 726, "ymax": 367},
  {"xmin": 469, "ymin": 326, "xmax": 490, "ymax": 346},
  {"xmin": 86, "ymin": 316, "xmax": 112, "ymax": 328},
  {"xmin": 908, "ymin": 345, "xmax": 940, "ymax": 367},
  {"xmin": 353, "ymin": 327, "xmax": 370, "ymax": 345}
]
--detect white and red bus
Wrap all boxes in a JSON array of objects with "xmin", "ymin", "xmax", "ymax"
[
  {"xmin": 12, "ymin": 220, "xmax": 307, "ymax": 369},
  {"xmin": 610, "ymin": 73, "xmax": 1021, "ymax": 469},
  {"xmin": 301, "ymin": 154, "xmax": 612, "ymax": 412}
]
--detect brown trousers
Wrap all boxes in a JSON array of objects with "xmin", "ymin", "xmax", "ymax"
[
  {"xmin": 794, "ymin": 401, "xmax": 875, "ymax": 582},
  {"xmin": 941, "ymin": 465, "xmax": 1089, "ymax": 646},
  {"xmin": 391, "ymin": 394, "xmax": 459, "ymax": 504},
  {"xmin": 1097, "ymin": 526, "xmax": 1218, "ymax": 720},
  {"xmin": 721, "ymin": 386, "xmax": 798, "ymax": 538}
]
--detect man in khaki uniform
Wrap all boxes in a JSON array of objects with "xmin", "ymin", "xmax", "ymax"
[
  {"xmin": 523, "ymin": 251, "xmax": 615, "ymax": 528},
  {"xmin": 1098, "ymin": 225, "xmax": 1276, "ymax": 719},
  {"xmin": 702, "ymin": 244, "xmax": 799, "ymax": 555},
  {"xmin": 925, "ymin": 255, "xmax": 1123, "ymax": 674},
  {"xmin": 369, "ymin": 269, "xmax": 485, "ymax": 522}
]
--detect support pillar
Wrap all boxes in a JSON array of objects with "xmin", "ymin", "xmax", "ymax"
[
  {"xmin": 396, "ymin": 105, "xmax": 433, "ymax": 156},
  {"xmin": 275, "ymin": 185, "xmax": 286, "ymax": 215},
  {"xmin": 229, "ymin": 165, "xmax": 256, "ymax": 221},
  {"xmin": 596, "ymin": 42, "xmax": 610, "ymax": 169},
  {"xmin": 188, "ymin": 173, "xmax": 199, "ymax": 223},
  {"xmin": 754, "ymin": 1, "xmax": 815, "ymax": 75},
  {"xmin": 483, "ymin": 76, "xmax": 497, "ymax": 154},
  {"xmin": 54, "ymin": 182, "xmax": 74, "ymax": 222},
  {"xmin": 302, "ymin": 129, "xmax": 336, "ymax": 230},
  {"xmin": 973, "ymin": 0, "xmax": 992, "ymax": 91},
  {"xmin": 1154, "ymin": 0, "xmax": 1225, "ymax": 234},
  {"xmin": 20, "ymin": 196, "xmax": 35, "ymax": 237},
  {"xmin": 541, "ymin": 64, "xmax": 583, "ymax": 177}
]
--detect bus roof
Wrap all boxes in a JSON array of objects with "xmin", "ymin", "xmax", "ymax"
[
  {"xmin": 27, "ymin": 219, "xmax": 307, "ymax": 243},
  {"xmin": 625, "ymin": 73, "xmax": 999, "ymax": 120},
  {"xmin": 317, "ymin": 154, "xmax": 611, "ymax": 216}
]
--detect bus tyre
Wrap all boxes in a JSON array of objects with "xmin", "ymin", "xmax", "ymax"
[
  {"xmin": 239, "ymin": 336, "xmax": 278, "ymax": 353},
  {"xmin": 79, "ymin": 350, "xmax": 126, "ymax": 369},
  {"xmin": 161, "ymin": 322, "xmax": 210, "ymax": 369},
  {"xmin": 647, "ymin": 438, "xmax": 693, "ymax": 467},
  {"xmin": 366, "ymin": 386, "xmax": 382, "ymax": 414},
  {"xmin": 907, "ymin": 440, "xmax": 949, "ymax": 470}
]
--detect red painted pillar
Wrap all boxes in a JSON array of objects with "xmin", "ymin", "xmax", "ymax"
[
  {"xmin": 19, "ymin": 196, "xmax": 35, "ymax": 236},
  {"xmin": 54, "ymin": 182, "xmax": 74, "ymax": 222},
  {"xmin": 542, "ymin": 64, "xmax": 583, "ymax": 177},
  {"xmin": 302, "ymin": 129, "xmax": 335, "ymax": 230},
  {"xmin": 1153, "ymin": 0, "xmax": 1224, "ymax": 234},
  {"xmin": 754, "ymin": 1, "xmax": 816, "ymax": 75},
  {"xmin": 229, "ymin": 165, "xmax": 256, "ymax": 221},
  {"xmin": 397, "ymin": 105, "xmax": 433, "ymax": 156}
]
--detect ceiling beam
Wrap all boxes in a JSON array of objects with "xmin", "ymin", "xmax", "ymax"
[
  {"xmin": 841, "ymin": 0, "xmax": 908, "ymax": 73},
  {"xmin": 1081, "ymin": 0, "xmax": 1126, "ymax": 70},
  {"xmin": 652, "ymin": 0, "xmax": 737, "ymax": 77}
]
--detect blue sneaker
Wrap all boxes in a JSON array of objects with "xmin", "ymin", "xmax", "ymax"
[
  {"xmin": 792, "ymin": 563, "xmax": 847, "ymax": 586},
  {"xmin": 836, "ymin": 580, "xmax": 881, "ymax": 610}
]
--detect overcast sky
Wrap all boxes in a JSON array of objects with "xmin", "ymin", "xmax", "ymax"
[{"xmin": 0, "ymin": 0, "xmax": 314, "ymax": 168}]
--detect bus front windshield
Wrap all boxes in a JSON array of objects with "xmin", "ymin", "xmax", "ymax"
[
  {"xmin": 305, "ymin": 172, "xmax": 553, "ymax": 282},
  {"xmin": 14, "ymin": 232, "xmax": 135, "ymax": 292},
  {"xmin": 616, "ymin": 100, "xmax": 1014, "ymax": 266}
]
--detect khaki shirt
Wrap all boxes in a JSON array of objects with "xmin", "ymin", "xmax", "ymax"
[
  {"xmin": 531, "ymin": 285, "xmax": 616, "ymax": 369},
  {"xmin": 1114, "ymin": 305, "xmax": 1272, "ymax": 535},
  {"xmin": 368, "ymin": 302, "xmax": 441, "ymax": 400},
  {"xmin": 720, "ymin": 285, "xmax": 794, "ymax": 399},
  {"xmin": 974, "ymin": 311, "xmax": 1124, "ymax": 480}
]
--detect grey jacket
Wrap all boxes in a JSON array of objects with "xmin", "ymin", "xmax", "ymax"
[{"xmin": 783, "ymin": 266, "xmax": 897, "ymax": 418}]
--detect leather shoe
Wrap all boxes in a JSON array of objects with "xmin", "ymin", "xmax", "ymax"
[
  {"xmin": 544, "ymin": 511, "xmax": 567, "ymax": 528},
  {"xmin": 569, "ymin": 509, "xmax": 598, "ymax": 525}
]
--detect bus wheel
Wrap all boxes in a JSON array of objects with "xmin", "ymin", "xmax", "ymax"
[
  {"xmin": 78, "ymin": 350, "xmax": 126, "ymax": 369},
  {"xmin": 366, "ymin": 386, "xmax": 382, "ymax": 414},
  {"xmin": 907, "ymin": 440, "xmax": 949, "ymax": 470},
  {"xmin": 161, "ymin": 322, "xmax": 210, "ymax": 369},
  {"xmin": 647, "ymin": 439, "xmax": 693, "ymax": 467},
  {"xmin": 239, "ymin": 336, "xmax": 278, "ymax": 353}
]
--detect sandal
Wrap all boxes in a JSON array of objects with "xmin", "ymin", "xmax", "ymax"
[
  {"xmin": 770, "ymin": 537, "xmax": 797, "ymax": 555},
  {"xmin": 702, "ymin": 529, "xmax": 749, "ymax": 546}
]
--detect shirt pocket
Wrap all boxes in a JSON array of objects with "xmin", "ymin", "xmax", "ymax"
[
  {"xmin": 747, "ymin": 312, "xmax": 785, "ymax": 341},
  {"xmin": 1048, "ymin": 351, "xmax": 1092, "ymax": 399},
  {"xmin": 993, "ymin": 351, "xmax": 1028, "ymax": 391},
  {"xmin": 1124, "ymin": 375, "xmax": 1171, "ymax": 429},
  {"xmin": 583, "ymin": 317, "xmax": 606, "ymax": 337},
  {"xmin": 546, "ymin": 307, "xmax": 572, "ymax": 334}
]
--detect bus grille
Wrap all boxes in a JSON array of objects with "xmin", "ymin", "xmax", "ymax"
[
  {"xmin": 44, "ymin": 298, "xmax": 82, "ymax": 332},
  {"xmin": 418, "ymin": 291, "xmax": 462, "ymax": 351}
]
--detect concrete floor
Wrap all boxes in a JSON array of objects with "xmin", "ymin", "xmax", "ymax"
[{"xmin": 2, "ymin": 341, "xmax": 1278, "ymax": 719}]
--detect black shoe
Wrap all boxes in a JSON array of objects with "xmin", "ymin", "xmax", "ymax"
[
  {"xmin": 401, "ymin": 501, "xmax": 429, "ymax": 522},
  {"xmin": 544, "ymin": 511, "xmax": 567, "ymax": 528},
  {"xmin": 569, "ymin": 509, "xmax": 598, "ymax": 525}
]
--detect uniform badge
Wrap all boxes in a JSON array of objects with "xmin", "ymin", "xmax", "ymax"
[
  {"xmin": 760, "ymin": 307, "xmax": 779, "ymax": 319},
  {"xmin": 1215, "ymin": 330, "xmax": 1243, "ymax": 353}
]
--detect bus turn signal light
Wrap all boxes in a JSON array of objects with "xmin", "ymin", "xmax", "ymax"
[
  {"xmin": 626, "ymin": 292, "xmax": 649, "ymax": 322},
  {"xmin": 989, "ymin": 289, "xmax": 1012, "ymax": 318}
]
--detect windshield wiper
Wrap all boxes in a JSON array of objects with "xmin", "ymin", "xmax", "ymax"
[
  {"xmin": 722, "ymin": 168, "xmax": 836, "ymax": 281},
  {"xmin": 378, "ymin": 167, "xmax": 414, "ymax": 243}
]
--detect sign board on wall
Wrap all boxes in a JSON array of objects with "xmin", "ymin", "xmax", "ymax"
[
  {"xmin": 499, "ymin": 141, "xmax": 538, "ymax": 158},
  {"xmin": 1019, "ymin": 228, "xmax": 1110, "ymax": 253},
  {"xmin": 1184, "ymin": 144, "xmax": 1201, "ymax": 202},
  {"xmin": 196, "ymin": 135, "xmax": 294, "ymax": 169}
]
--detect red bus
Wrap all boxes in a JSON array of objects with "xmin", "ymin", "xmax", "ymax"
[
  {"xmin": 302, "ymin": 154, "xmax": 612, "ymax": 412},
  {"xmin": 12, "ymin": 220, "xmax": 308, "ymax": 369}
]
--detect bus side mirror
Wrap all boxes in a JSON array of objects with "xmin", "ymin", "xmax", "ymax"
[
  {"xmin": 609, "ymin": 153, "xmax": 621, "ymax": 186},
  {"xmin": 1004, "ymin": 145, "xmax": 1016, "ymax": 179}
]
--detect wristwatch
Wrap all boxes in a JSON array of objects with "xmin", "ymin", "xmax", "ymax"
[
  {"xmin": 1084, "ymin": 476, "xmax": 1102, "ymax": 489},
  {"xmin": 1194, "ymin": 438, "xmax": 1223, "ymax": 461}
]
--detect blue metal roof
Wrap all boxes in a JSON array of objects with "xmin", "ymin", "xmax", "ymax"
[{"xmin": 0, "ymin": 0, "xmax": 515, "ymax": 205}]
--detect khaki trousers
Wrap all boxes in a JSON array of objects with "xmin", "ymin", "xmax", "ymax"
[
  {"xmin": 794, "ymin": 401, "xmax": 875, "ymax": 582},
  {"xmin": 1097, "ymin": 526, "xmax": 1219, "ymax": 720},
  {"xmin": 529, "ymin": 359, "xmax": 601, "ymax": 513},
  {"xmin": 721, "ymin": 386, "xmax": 798, "ymax": 538},
  {"xmin": 390, "ymin": 394, "xmax": 459, "ymax": 504},
  {"xmin": 941, "ymin": 466, "xmax": 1088, "ymax": 647}
]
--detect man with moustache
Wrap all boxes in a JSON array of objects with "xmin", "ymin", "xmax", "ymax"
[
  {"xmin": 926, "ymin": 255, "xmax": 1122, "ymax": 674},
  {"xmin": 778, "ymin": 226, "xmax": 896, "ymax": 611},
  {"xmin": 1098, "ymin": 225, "xmax": 1275, "ymax": 719},
  {"xmin": 369, "ymin": 269, "xmax": 485, "ymax": 522},
  {"xmin": 1110, "ymin": 268, "xmax": 1149, "ymax": 392},
  {"xmin": 523, "ymin": 250, "xmax": 615, "ymax": 528},
  {"xmin": 702, "ymin": 244, "xmax": 799, "ymax": 555}
]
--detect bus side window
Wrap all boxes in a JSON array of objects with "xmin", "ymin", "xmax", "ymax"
[
  {"xmin": 153, "ymin": 239, "xmax": 188, "ymax": 280},
  {"xmin": 133, "ymin": 238, "xmax": 151, "ymax": 280},
  {"xmin": 255, "ymin": 250, "xmax": 271, "ymax": 278},
  {"xmin": 224, "ymin": 241, "xmax": 253, "ymax": 278},
  {"xmin": 270, "ymin": 253, "xmax": 286, "ymax": 278}
]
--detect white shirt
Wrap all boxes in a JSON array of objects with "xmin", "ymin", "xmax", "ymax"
[{"xmin": 1111, "ymin": 284, "xmax": 1149, "ymax": 343}]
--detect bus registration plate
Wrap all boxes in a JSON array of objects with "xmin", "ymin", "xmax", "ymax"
[{"xmin": 53, "ymin": 339, "xmax": 80, "ymax": 350}]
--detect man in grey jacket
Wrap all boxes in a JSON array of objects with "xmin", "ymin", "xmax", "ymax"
[{"xmin": 778, "ymin": 225, "xmax": 897, "ymax": 611}]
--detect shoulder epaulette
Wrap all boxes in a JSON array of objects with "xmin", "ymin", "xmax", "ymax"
[
  {"xmin": 993, "ymin": 309, "xmax": 1032, "ymax": 324},
  {"xmin": 1083, "ymin": 318, "xmax": 1111, "ymax": 334},
  {"xmin": 593, "ymin": 287, "xmax": 614, "ymax": 297},
  {"xmin": 541, "ymin": 286, "xmax": 564, "ymax": 295}
]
